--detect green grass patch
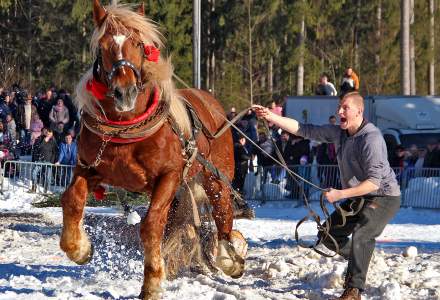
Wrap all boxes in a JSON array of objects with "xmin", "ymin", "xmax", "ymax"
[{"xmin": 32, "ymin": 190, "xmax": 150, "ymax": 208}]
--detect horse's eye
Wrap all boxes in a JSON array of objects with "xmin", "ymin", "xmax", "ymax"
[{"xmin": 101, "ymin": 42, "xmax": 110, "ymax": 51}]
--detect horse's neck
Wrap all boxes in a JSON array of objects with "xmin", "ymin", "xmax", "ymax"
[{"xmin": 100, "ymin": 89, "xmax": 151, "ymax": 121}]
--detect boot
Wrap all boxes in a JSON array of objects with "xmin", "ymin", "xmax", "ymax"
[{"xmin": 330, "ymin": 288, "xmax": 361, "ymax": 300}]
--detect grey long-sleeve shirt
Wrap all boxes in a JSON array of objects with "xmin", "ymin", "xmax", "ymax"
[{"xmin": 297, "ymin": 121, "xmax": 400, "ymax": 197}]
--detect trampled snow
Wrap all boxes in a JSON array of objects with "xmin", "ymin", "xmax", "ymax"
[{"xmin": 1, "ymin": 188, "xmax": 440, "ymax": 299}]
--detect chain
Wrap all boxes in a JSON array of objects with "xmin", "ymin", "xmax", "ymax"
[
  {"xmin": 79, "ymin": 101, "xmax": 169, "ymax": 169},
  {"xmin": 78, "ymin": 135, "xmax": 111, "ymax": 169}
]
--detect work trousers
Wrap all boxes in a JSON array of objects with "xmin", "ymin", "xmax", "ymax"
[{"xmin": 319, "ymin": 195, "xmax": 401, "ymax": 290}]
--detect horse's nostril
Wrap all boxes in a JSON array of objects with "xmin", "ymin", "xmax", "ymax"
[{"xmin": 114, "ymin": 88, "xmax": 123, "ymax": 100}]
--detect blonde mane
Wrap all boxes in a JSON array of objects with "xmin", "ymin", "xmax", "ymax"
[{"xmin": 75, "ymin": 2, "xmax": 191, "ymax": 137}]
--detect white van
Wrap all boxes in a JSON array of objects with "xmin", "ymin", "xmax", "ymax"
[{"xmin": 283, "ymin": 95, "xmax": 440, "ymax": 150}]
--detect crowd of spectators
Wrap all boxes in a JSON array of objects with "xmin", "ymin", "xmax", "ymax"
[{"xmin": 0, "ymin": 84, "xmax": 79, "ymax": 192}]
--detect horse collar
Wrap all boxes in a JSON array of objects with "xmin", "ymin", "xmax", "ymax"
[{"xmin": 82, "ymin": 86, "xmax": 169, "ymax": 144}]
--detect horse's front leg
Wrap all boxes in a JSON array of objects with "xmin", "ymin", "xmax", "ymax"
[
  {"xmin": 60, "ymin": 172, "xmax": 99, "ymax": 264},
  {"xmin": 140, "ymin": 172, "xmax": 180, "ymax": 300}
]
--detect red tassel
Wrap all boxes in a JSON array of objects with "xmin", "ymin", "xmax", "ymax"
[
  {"xmin": 86, "ymin": 78, "xmax": 109, "ymax": 100},
  {"xmin": 143, "ymin": 45, "xmax": 160, "ymax": 62},
  {"xmin": 94, "ymin": 185, "xmax": 106, "ymax": 201}
]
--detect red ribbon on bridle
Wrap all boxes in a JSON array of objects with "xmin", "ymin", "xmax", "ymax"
[{"xmin": 143, "ymin": 44, "xmax": 160, "ymax": 62}]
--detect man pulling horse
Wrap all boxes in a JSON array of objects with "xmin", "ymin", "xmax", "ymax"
[
  {"xmin": 59, "ymin": 1, "xmax": 245, "ymax": 299},
  {"xmin": 254, "ymin": 92, "xmax": 401, "ymax": 300}
]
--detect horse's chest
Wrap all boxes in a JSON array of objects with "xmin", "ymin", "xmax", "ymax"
[
  {"xmin": 108, "ymin": 157, "xmax": 150, "ymax": 189},
  {"xmin": 80, "ymin": 142, "xmax": 152, "ymax": 190}
]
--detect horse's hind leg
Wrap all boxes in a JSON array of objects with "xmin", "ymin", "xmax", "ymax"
[
  {"xmin": 60, "ymin": 173, "xmax": 96, "ymax": 264},
  {"xmin": 202, "ymin": 174, "xmax": 245, "ymax": 278}
]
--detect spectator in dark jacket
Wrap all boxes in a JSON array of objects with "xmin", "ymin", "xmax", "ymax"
[
  {"xmin": 423, "ymin": 139, "xmax": 440, "ymax": 169},
  {"xmin": 33, "ymin": 128, "xmax": 58, "ymax": 163},
  {"xmin": 0, "ymin": 98, "xmax": 11, "ymax": 123},
  {"xmin": 3, "ymin": 92, "xmax": 17, "ymax": 120},
  {"xmin": 36, "ymin": 89, "xmax": 55, "ymax": 128},
  {"xmin": 286, "ymin": 135, "xmax": 310, "ymax": 198},
  {"xmin": 290, "ymin": 135, "xmax": 310, "ymax": 165},
  {"xmin": 389, "ymin": 145, "xmax": 406, "ymax": 168},
  {"xmin": 316, "ymin": 115, "xmax": 338, "ymax": 188},
  {"xmin": 241, "ymin": 109, "xmax": 258, "ymax": 154},
  {"xmin": 256, "ymin": 132, "xmax": 274, "ymax": 184},
  {"xmin": 272, "ymin": 130, "xmax": 295, "ymax": 183},
  {"xmin": 232, "ymin": 136, "xmax": 255, "ymax": 218},
  {"xmin": 233, "ymin": 136, "xmax": 251, "ymax": 195},
  {"xmin": 30, "ymin": 128, "xmax": 58, "ymax": 193}
]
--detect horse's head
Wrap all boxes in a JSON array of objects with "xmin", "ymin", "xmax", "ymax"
[{"xmin": 92, "ymin": 0, "xmax": 160, "ymax": 112}]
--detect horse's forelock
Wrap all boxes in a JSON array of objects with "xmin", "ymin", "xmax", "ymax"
[{"xmin": 90, "ymin": 3, "xmax": 164, "ymax": 55}]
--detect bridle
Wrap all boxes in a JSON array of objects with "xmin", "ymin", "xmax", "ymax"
[{"xmin": 93, "ymin": 41, "xmax": 160, "ymax": 93}]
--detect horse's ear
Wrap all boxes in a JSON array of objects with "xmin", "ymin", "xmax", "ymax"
[
  {"xmin": 137, "ymin": 3, "xmax": 145, "ymax": 16},
  {"xmin": 93, "ymin": 0, "xmax": 107, "ymax": 27}
]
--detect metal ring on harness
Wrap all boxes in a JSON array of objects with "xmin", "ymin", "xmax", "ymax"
[
  {"xmin": 294, "ymin": 191, "xmax": 341, "ymax": 257},
  {"xmin": 333, "ymin": 197, "xmax": 365, "ymax": 228}
]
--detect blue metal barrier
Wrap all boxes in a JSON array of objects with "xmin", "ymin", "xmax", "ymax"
[{"xmin": 1, "ymin": 160, "xmax": 74, "ymax": 194}]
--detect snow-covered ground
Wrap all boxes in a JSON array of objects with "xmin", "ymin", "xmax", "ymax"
[{"xmin": 1, "ymin": 189, "xmax": 440, "ymax": 300}]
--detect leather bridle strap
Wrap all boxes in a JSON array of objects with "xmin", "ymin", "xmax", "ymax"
[{"xmin": 107, "ymin": 59, "xmax": 141, "ymax": 84}]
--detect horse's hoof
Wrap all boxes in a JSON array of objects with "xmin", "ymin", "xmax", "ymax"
[
  {"xmin": 215, "ymin": 239, "xmax": 245, "ymax": 278},
  {"xmin": 74, "ymin": 243, "xmax": 94, "ymax": 265}
]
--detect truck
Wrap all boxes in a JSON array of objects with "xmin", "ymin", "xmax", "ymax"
[{"xmin": 283, "ymin": 95, "xmax": 440, "ymax": 151}]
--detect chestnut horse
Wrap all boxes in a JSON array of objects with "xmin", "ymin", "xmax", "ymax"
[{"xmin": 59, "ymin": 1, "xmax": 244, "ymax": 299}]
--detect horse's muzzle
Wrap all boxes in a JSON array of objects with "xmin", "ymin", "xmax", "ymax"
[{"xmin": 114, "ymin": 85, "xmax": 138, "ymax": 112}]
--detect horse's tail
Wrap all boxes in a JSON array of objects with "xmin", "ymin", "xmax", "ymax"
[{"xmin": 162, "ymin": 177, "xmax": 217, "ymax": 279}]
